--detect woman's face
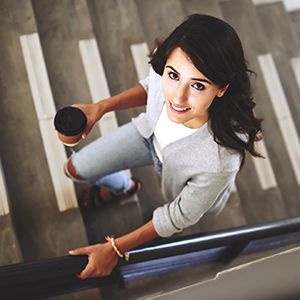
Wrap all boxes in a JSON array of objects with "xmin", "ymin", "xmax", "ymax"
[{"xmin": 162, "ymin": 47, "xmax": 228, "ymax": 129}]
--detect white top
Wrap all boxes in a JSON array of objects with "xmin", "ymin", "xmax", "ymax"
[{"xmin": 153, "ymin": 104, "xmax": 198, "ymax": 161}]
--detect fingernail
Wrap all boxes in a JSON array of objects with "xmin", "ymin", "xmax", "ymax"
[{"xmin": 69, "ymin": 250, "xmax": 75, "ymax": 254}]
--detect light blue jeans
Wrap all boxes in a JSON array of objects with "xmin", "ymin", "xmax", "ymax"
[{"xmin": 71, "ymin": 122, "xmax": 162, "ymax": 195}]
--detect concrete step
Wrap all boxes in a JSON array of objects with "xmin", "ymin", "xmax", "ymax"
[{"xmin": 180, "ymin": 0, "xmax": 223, "ymax": 18}]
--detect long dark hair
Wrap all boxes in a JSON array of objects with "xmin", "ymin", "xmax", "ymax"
[{"xmin": 149, "ymin": 14, "xmax": 263, "ymax": 168}]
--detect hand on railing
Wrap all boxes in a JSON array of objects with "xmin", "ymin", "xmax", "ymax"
[{"xmin": 69, "ymin": 242, "xmax": 118, "ymax": 279}]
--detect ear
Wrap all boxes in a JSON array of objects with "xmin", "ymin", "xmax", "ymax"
[{"xmin": 217, "ymin": 83, "xmax": 230, "ymax": 98}]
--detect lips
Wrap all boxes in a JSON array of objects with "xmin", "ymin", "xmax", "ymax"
[{"xmin": 170, "ymin": 102, "xmax": 190, "ymax": 113}]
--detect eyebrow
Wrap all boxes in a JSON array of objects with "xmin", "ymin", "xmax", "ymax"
[{"xmin": 165, "ymin": 65, "xmax": 212, "ymax": 85}]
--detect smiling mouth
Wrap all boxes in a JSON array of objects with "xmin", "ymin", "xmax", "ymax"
[{"xmin": 170, "ymin": 102, "xmax": 190, "ymax": 113}]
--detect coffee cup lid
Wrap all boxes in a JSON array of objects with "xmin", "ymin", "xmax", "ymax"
[{"xmin": 54, "ymin": 107, "xmax": 87, "ymax": 136}]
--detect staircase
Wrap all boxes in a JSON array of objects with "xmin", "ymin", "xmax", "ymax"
[{"xmin": 1, "ymin": 0, "xmax": 300, "ymax": 299}]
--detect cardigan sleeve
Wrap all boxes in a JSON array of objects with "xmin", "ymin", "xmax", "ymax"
[
  {"xmin": 139, "ymin": 75, "xmax": 149, "ymax": 94},
  {"xmin": 152, "ymin": 171, "xmax": 237, "ymax": 237}
]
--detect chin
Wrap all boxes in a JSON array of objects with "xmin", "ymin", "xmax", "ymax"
[{"xmin": 170, "ymin": 116, "xmax": 185, "ymax": 124}]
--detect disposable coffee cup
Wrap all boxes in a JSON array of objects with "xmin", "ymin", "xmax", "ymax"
[{"xmin": 54, "ymin": 106, "xmax": 87, "ymax": 147}]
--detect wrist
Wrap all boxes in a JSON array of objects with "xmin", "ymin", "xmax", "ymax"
[
  {"xmin": 105, "ymin": 241, "xmax": 118, "ymax": 259},
  {"xmin": 106, "ymin": 236, "xmax": 130, "ymax": 261},
  {"xmin": 92, "ymin": 101, "xmax": 105, "ymax": 118},
  {"xmin": 96, "ymin": 95, "xmax": 118, "ymax": 116}
]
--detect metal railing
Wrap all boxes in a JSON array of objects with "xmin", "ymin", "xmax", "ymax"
[{"xmin": 2, "ymin": 217, "xmax": 300, "ymax": 299}]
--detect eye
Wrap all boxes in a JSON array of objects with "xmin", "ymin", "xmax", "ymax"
[
  {"xmin": 168, "ymin": 72, "xmax": 179, "ymax": 80},
  {"xmin": 193, "ymin": 82, "xmax": 205, "ymax": 90}
]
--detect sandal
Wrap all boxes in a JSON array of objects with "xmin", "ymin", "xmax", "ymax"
[
  {"xmin": 81, "ymin": 178, "xmax": 142, "ymax": 208},
  {"xmin": 110, "ymin": 178, "xmax": 142, "ymax": 200},
  {"xmin": 82, "ymin": 185, "xmax": 106, "ymax": 208}
]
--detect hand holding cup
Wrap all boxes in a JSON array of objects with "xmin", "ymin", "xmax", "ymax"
[{"xmin": 54, "ymin": 106, "xmax": 87, "ymax": 147}]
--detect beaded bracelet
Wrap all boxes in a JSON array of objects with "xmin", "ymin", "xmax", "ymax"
[{"xmin": 105, "ymin": 236, "xmax": 130, "ymax": 261}]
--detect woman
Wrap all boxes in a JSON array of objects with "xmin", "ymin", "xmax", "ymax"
[{"xmin": 66, "ymin": 14, "xmax": 263, "ymax": 278}]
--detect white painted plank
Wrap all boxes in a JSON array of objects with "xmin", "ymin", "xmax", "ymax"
[
  {"xmin": 283, "ymin": 0, "xmax": 300, "ymax": 12},
  {"xmin": 20, "ymin": 33, "xmax": 78, "ymax": 211},
  {"xmin": 78, "ymin": 38, "xmax": 118, "ymax": 136},
  {"xmin": 258, "ymin": 53, "xmax": 300, "ymax": 185},
  {"xmin": 78, "ymin": 39, "xmax": 110, "ymax": 101},
  {"xmin": 130, "ymin": 42, "xmax": 150, "ymax": 80},
  {"xmin": 20, "ymin": 33, "xmax": 56, "ymax": 120},
  {"xmin": 0, "ymin": 158, "xmax": 10, "ymax": 216},
  {"xmin": 252, "ymin": 0, "xmax": 300, "ymax": 13},
  {"xmin": 252, "ymin": 0, "xmax": 281, "ymax": 6},
  {"xmin": 40, "ymin": 119, "xmax": 78, "ymax": 211},
  {"xmin": 252, "ymin": 138, "xmax": 277, "ymax": 190}
]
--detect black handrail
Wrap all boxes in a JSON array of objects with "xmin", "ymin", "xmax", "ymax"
[
  {"xmin": 0, "ymin": 255, "xmax": 118, "ymax": 300},
  {"xmin": 121, "ymin": 216, "xmax": 300, "ymax": 264},
  {"xmin": 1, "ymin": 217, "xmax": 300, "ymax": 299}
]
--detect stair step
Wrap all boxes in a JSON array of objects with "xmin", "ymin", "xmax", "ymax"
[
  {"xmin": 180, "ymin": 0, "xmax": 223, "ymax": 18},
  {"xmin": 134, "ymin": 0, "xmax": 185, "ymax": 48}
]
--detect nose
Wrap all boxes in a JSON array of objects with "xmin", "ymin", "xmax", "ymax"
[{"xmin": 173, "ymin": 83, "xmax": 188, "ymax": 105}]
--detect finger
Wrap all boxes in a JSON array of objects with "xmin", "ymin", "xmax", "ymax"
[
  {"xmin": 78, "ymin": 269, "xmax": 100, "ymax": 279},
  {"xmin": 77, "ymin": 270, "xmax": 89, "ymax": 279},
  {"xmin": 77, "ymin": 263, "xmax": 96, "ymax": 279},
  {"xmin": 77, "ymin": 267, "xmax": 90, "ymax": 279},
  {"xmin": 82, "ymin": 126, "xmax": 93, "ymax": 139},
  {"xmin": 69, "ymin": 247, "xmax": 89, "ymax": 256},
  {"xmin": 70, "ymin": 249, "xmax": 93, "ymax": 279}
]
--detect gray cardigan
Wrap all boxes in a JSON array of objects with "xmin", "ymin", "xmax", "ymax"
[{"xmin": 132, "ymin": 68, "xmax": 241, "ymax": 237}]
